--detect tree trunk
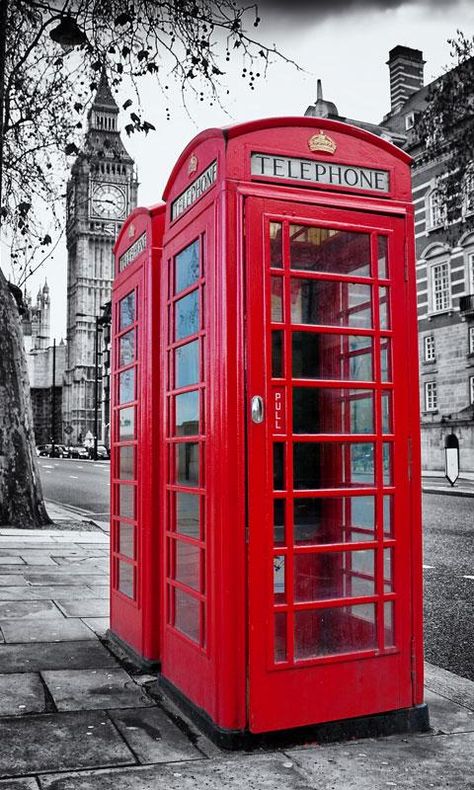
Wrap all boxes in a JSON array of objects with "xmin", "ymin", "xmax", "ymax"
[{"xmin": 0, "ymin": 269, "xmax": 51, "ymax": 527}]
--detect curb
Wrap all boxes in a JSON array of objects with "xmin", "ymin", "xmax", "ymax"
[{"xmin": 422, "ymin": 486, "xmax": 474, "ymax": 498}]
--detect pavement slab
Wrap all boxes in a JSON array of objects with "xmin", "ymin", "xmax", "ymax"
[
  {"xmin": 56, "ymin": 600, "xmax": 109, "ymax": 618},
  {"xmin": 0, "ymin": 710, "xmax": 135, "ymax": 778},
  {"xmin": 1, "ymin": 618, "xmax": 95, "ymax": 643},
  {"xmin": 38, "ymin": 753, "xmax": 309, "ymax": 790},
  {"xmin": 41, "ymin": 668, "xmax": 154, "ymax": 711},
  {"xmin": 0, "ymin": 586, "xmax": 108, "ymax": 601},
  {"xmin": 82, "ymin": 618, "xmax": 109, "ymax": 637},
  {"xmin": 0, "ymin": 556, "xmax": 26, "ymax": 565},
  {"xmin": 19, "ymin": 555, "xmax": 59, "ymax": 566},
  {"xmin": 424, "ymin": 689, "xmax": 474, "ymax": 734},
  {"xmin": 24, "ymin": 574, "xmax": 106, "ymax": 586},
  {"xmin": 108, "ymin": 707, "xmax": 204, "ymax": 764},
  {"xmin": 0, "ymin": 575, "xmax": 29, "ymax": 586},
  {"xmin": 0, "ymin": 672, "xmax": 46, "ymax": 715},
  {"xmin": 0, "ymin": 779, "xmax": 40, "ymax": 789},
  {"xmin": 0, "ymin": 601, "xmax": 63, "ymax": 620},
  {"xmin": 0, "ymin": 641, "xmax": 118, "ymax": 673},
  {"xmin": 425, "ymin": 661, "xmax": 474, "ymax": 710}
]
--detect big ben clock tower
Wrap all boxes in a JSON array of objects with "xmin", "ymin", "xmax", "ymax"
[{"xmin": 63, "ymin": 70, "xmax": 138, "ymax": 444}]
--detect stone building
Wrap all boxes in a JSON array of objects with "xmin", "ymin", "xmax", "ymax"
[{"xmin": 62, "ymin": 70, "xmax": 137, "ymax": 445}]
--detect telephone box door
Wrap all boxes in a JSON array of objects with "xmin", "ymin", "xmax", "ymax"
[{"xmin": 246, "ymin": 197, "xmax": 417, "ymax": 733}]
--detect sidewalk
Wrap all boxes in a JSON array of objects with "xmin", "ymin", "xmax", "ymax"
[
  {"xmin": 422, "ymin": 473, "xmax": 474, "ymax": 497},
  {"xmin": 0, "ymin": 526, "xmax": 473, "ymax": 788}
]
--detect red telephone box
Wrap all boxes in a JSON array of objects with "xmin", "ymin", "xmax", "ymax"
[
  {"xmin": 112, "ymin": 117, "xmax": 428, "ymax": 743},
  {"xmin": 110, "ymin": 203, "xmax": 165, "ymax": 663}
]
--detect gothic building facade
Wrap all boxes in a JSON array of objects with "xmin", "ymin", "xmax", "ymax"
[{"xmin": 62, "ymin": 71, "xmax": 138, "ymax": 444}]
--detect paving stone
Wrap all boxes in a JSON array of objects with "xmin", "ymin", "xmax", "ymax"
[
  {"xmin": 0, "ymin": 630, "xmax": 4, "ymax": 643},
  {"xmin": 82, "ymin": 618, "xmax": 109, "ymax": 637},
  {"xmin": 42, "ymin": 668, "xmax": 153, "ymax": 711},
  {"xmin": 0, "ymin": 575, "xmax": 29, "ymax": 586},
  {"xmin": 109, "ymin": 707, "xmax": 203, "ymax": 764},
  {"xmin": 0, "ymin": 556, "xmax": 26, "ymax": 565},
  {"xmin": 0, "ymin": 601, "xmax": 63, "ymax": 620},
  {"xmin": 0, "ymin": 778, "xmax": 39, "ymax": 789},
  {"xmin": 24, "ymin": 573, "xmax": 106, "ymax": 585},
  {"xmin": 1, "ymin": 618, "xmax": 95, "ymax": 643},
  {"xmin": 39, "ymin": 753, "xmax": 310, "ymax": 789},
  {"xmin": 56, "ymin": 600, "xmax": 109, "ymax": 618},
  {"xmin": 0, "ymin": 672, "xmax": 46, "ymax": 715},
  {"xmin": 0, "ymin": 710, "xmax": 134, "ymax": 777},
  {"xmin": 0, "ymin": 586, "xmax": 107, "ymax": 601},
  {"xmin": 424, "ymin": 689, "xmax": 474, "ymax": 734},
  {"xmin": 0, "ymin": 641, "xmax": 118, "ymax": 672},
  {"xmin": 20, "ymin": 554, "xmax": 58, "ymax": 566}
]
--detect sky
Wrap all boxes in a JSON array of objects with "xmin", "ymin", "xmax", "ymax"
[{"xmin": 14, "ymin": 0, "xmax": 474, "ymax": 340}]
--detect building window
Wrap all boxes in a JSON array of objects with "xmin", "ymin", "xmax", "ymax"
[
  {"xmin": 425, "ymin": 381, "xmax": 437, "ymax": 412},
  {"xmin": 430, "ymin": 262, "xmax": 450, "ymax": 313},
  {"xmin": 469, "ymin": 326, "xmax": 474, "ymax": 355},
  {"xmin": 463, "ymin": 169, "xmax": 474, "ymax": 216},
  {"xmin": 405, "ymin": 112, "xmax": 415, "ymax": 130},
  {"xmin": 428, "ymin": 189, "xmax": 446, "ymax": 229},
  {"xmin": 424, "ymin": 335, "xmax": 435, "ymax": 362},
  {"xmin": 468, "ymin": 252, "xmax": 474, "ymax": 294},
  {"xmin": 471, "ymin": 376, "xmax": 474, "ymax": 405}
]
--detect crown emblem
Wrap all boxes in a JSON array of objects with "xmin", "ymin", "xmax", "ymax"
[
  {"xmin": 128, "ymin": 223, "xmax": 136, "ymax": 239},
  {"xmin": 308, "ymin": 130, "xmax": 337, "ymax": 155},
  {"xmin": 188, "ymin": 153, "xmax": 198, "ymax": 175}
]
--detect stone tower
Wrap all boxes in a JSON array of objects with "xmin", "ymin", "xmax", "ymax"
[{"xmin": 62, "ymin": 70, "xmax": 138, "ymax": 443}]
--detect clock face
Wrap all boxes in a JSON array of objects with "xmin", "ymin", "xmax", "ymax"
[{"xmin": 91, "ymin": 183, "xmax": 126, "ymax": 219}]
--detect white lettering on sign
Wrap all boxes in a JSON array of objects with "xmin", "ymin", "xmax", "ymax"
[
  {"xmin": 119, "ymin": 231, "xmax": 147, "ymax": 272},
  {"xmin": 251, "ymin": 153, "xmax": 390, "ymax": 193},
  {"xmin": 171, "ymin": 160, "xmax": 218, "ymax": 220}
]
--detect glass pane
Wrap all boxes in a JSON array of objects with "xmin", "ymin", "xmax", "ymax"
[
  {"xmin": 119, "ymin": 368, "xmax": 135, "ymax": 404},
  {"xmin": 272, "ymin": 331, "xmax": 283, "ymax": 378},
  {"xmin": 274, "ymin": 612, "xmax": 287, "ymax": 662},
  {"xmin": 383, "ymin": 443, "xmax": 393, "ymax": 485},
  {"xmin": 293, "ymin": 388, "xmax": 374, "ymax": 434},
  {"xmin": 295, "ymin": 604, "xmax": 377, "ymax": 659},
  {"xmin": 175, "ymin": 341, "xmax": 199, "ymax": 388},
  {"xmin": 174, "ymin": 588, "xmax": 200, "ymax": 643},
  {"xmin": 289, "ymin": 225, "xmax": 371, "ymax": 277},
  {"xmin": 118, "ymin": 522, "xmax": 134, "ymax": 559},
  {"xmin": 380, "ymin": 338, "xmax": 392, "ymax": 382},
  {"xmin": 119, "ymin": 407, "xmax": 135, "ymax": 440},
  {"xmin": 271, "ymin": 277, "xmax": 283, "ymax": 322},
  {"xmin": 175, "ymin": 391, "xmax": 199, "ymax": 436},
  {"xmin": 175, "ymin": 541, "xmax": 201, "ymax": 591},
  {"xmin": 378, "ymin": 236, "xmax": 388, "ymax": 279},
  {"xmin": 294, "ymin": 549, "xmax": 375, "ymax": 601},
  {"xmin": 176, "ymin": 493, "xmax": 200, "ymax": 538},
  {"xmin": 383, "ymin": 495, "xmax": 393, "ymax": 537},
  {"xmin": 384, "ymin": 548, "xmax": 394, "ymax": 592},
  {"xmin": 119, "ymin": 485, "xmax": 135, "ymax": 519},
  {"xmin": 270, "ymin": 221, "xmax": 283, "ymax": 268},
  {"xmin": 379, "ymin": 287, "xmax": 390, "ymax": 329},
  {"xmin": 176, "ymin": 443, "xmax": 199, "ymax": 487},
  {"xmin": 119, "ymin": 330, "xmax": 135, "ymax": 367},
  {"xmin": 274, "ymin": 499, "xmax": 285, "ymax": 545},
  {"xmin": 294, "ymin": 496, "xmax": 375, "ymax": 544},
  {"xmin": 119, "ymin": 292, "xmax": 135, "ymax": 330},
  {"xmin": 119, "ymin": 446, "xmax": 135, "ymax": 480},
  {"xmin": 384, "ymin": 601, "xmax": 395, "ymax": 647},
  {"xmin": 175, "ymin": 290, "xmax": 199, "ymax": 340},
  {"xmin": 293, "ymin": 442, "xmax": 375, "ymax": 489},
  {"xmin": 273, "ymin": 443, "xmax": 285, "ymax": 490},
  {"xmin": 291, "ymin": 280, "xmax": 372, "ymax": 329},
  {"xmin": 292, "ymin": 333, "xmax": 373, "ymax": 381},
  {"xmin": 175, "ymin": 239, "xmax": 199, "ymax": 294},
  {"xmin": 274, "ymin": 555, "xmax": 286, "ymax": 602},
  {"xmin": 382, "ymin": 392, "xmax": 393, "ymax": 433},
  {"xmin": 118, "ymin": 560, "xmax": 134, "ymax": 598}
]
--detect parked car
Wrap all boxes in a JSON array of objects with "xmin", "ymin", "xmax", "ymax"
[
  {"xmin": 96, "ymin": 445, "xmax": 110, "ymax": 460},
  {"xmin": 69, "ymin": 445, "xmax": 89, "ymax": 459},
  {"xmin": 36, "ymin": 444, "xmax": 67, "ymax": 458}
]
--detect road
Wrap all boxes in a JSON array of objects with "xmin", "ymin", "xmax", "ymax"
[{"xmin": 38, "ymin": 457, "xmax": 110, "ymax": 521}]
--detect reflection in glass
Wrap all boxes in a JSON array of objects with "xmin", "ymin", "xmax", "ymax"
[
  {"xmin": 274, "ymin": 499, "xmax": 285, "ymax": 545},
  {"xmin": 175, "ymin": 290, "xmax": 199, "ymax": 340},
  {"xmin": 119, "ymin": 407, "xmax": 135, "ymax": 440},
  {"xmin": 384, "ymin": 548, "xmax": 394, "ymax": 592},
  {"xmin": 119, "ymin": 330, "xmax": 135, "ymax": 367},
  {"xmin": 294, "ymin": 603, "xmax": 377, "ymax": 659},
  {"xmin": 119, "ymin": 446, "xmax": 135, "ymax": 480},
  {"xmin": 383, "ymin": 495, "xmax": 393, "ymax": 537},
  {"xmin": 272, "ymin": 331, "xmax": 283, "ymax": 378},
  {"xmin": 384, "ymin": 601, "xmax": 395, "ymax": 647},
  {"xmin": 291, "ymin": 280, "xmax": 372, "ymax": 329},
  {"xmin": 174, "ymin": 588, "xmax": 200, "ymax": 643},
  {"xmin": 176, "ymin": 493, "xmax": 200, "ymax": 538},
  {"xmin": 270, "ymin": 221, "xmax": 283, "ymax": 268},
  {"xmin": 294, "ymin": 496, "xmax": 375, "ymax": 544},
  {"xmin": 378, "ymin": 236, "xmax": 388, "ymax": 279},
  {"xmin": 176, "ymin": 443, "xmax": 199, "ymax": 487},
  {"xmin": 175, "ymin": 239, "xmax": 199, "ymax": 294},
  {"xmin": 119, "ymin": 368, "xmax": 135, "ymax": 404},
  {"xmin": 271, "ymin": 277, "xmax": 283, "ymax": 322},
  {"xmin": 292, "ymin": 333, "xmax": 373, "ymax": 381},
  {"xmin": 176, "ymin": 341, "xmax": 199, "ymax": 388},
  {"xmin": 380, "ymin": 338, "xmax": 392, "ymax": 382},
  {"xmin": 119, "ymin": 484, "xmax": 135, "ymax": 519},
  {"xmin": 118, "ymin": 560, "xmax": 134, "ymax": 598},
  {"xmin": 175, "ymin": 540, "xmax": 201, "ymax": 591},
  {"xmin": 293, "ymin": 442, "xmax": 375, "ymax": 489},
  {"xmin": 120, "ymin": 292, "xmax": 135, "ymax": 330},
  {"xmin": 379, "ymin": 287, "xmax": 390, "ymax": 329},
  {"xmin": 382, "ymin": 392, "xmax": 393, "ymax": 433},
  {"xmin": 274, "ymin": 612, "xmax": 287, "ymax": 662},
  {"xmin": 175, "ymin": 391, "xmax": 199, "ymax": 436},
  {"xmin": 289, "ymin": 225, "xmax": 371, "ymax": 277},
  {"xmin": 383, "ymin": 443, "xmax": 393, "ymax": 485},
  {"xmin": 293, "ymin": 388, "xmax": 374, "ymax": 434},
  {"xmin": 294, "ymin": 549, "xmax": 375, "ymax": 601},
  {"xmin": 274, "ymin": 555, "xmax": 286, "ymax": 602},
  {"xmin": 118, "ymin": 522, "xmax": 134, "ymax": 558},
  {"xmin": 273, "ymin": 443, "xmax": 285, "ymax": 490}
]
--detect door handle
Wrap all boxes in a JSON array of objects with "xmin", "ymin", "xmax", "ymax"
[{"xmin": 251, "ymin": 395, "xmax": 264, "ymax": 424}]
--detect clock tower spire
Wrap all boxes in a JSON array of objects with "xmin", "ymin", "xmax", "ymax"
[{"xmin": 63, "ymin": 70, "xmax": 138, "ymax": 446}]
